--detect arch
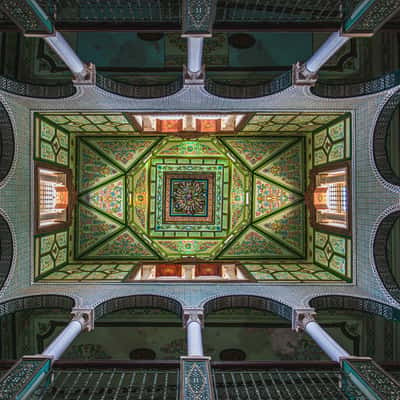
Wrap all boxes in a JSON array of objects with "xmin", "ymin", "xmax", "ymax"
[
  {"xmin": 309, "ymin": 295, "xmax": 400, "ymax": 321},
  {"xmin": 374, "ymin": 211, "xmax": 400, "ymax": 303},
  {"xmin": 0, "ymin": 295, "xmax": 75, "ymax": 318},
  {"xmin": 0, "ymin": 76, "xmax": 76, "ymax": 98},
  {"xmin": 373, "ymin": 88, "xmax": 400, "ymax": 186},
  {"xmin": 96, "ymin": 74, "xmax": 183, "ymax": 99},
  {"xmin": 204, "ymin": 70, "xmax": 292, "ymax": 99},
  {"xmin": 94, "ymin": 294, "xmax": 183, "ymax": 321},
  {"xmin": 203, "ymin": 295, "xmax": 292, "ymax": 321},
  {"xmin": 311, "ymin": 70, "xmax": 400, "ymax": 98},
  {"xmin": 0, "ymin": 213, "xmax": 13, "ymax": 291},
  {"xmin": 0, "ymin": 102, "xmax": 15, "ymax": 183}
]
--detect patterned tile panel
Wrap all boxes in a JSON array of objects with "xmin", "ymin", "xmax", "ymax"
[
  {"xmin": 40, "ymin": 113, "xmax": 136, "ymax": 133},
  {"xmin": 35, "ymin": 231, "xmax": 68, "ymax": 277},
  {"xmin": 35, "ymin": 117, "xmax": 70, "ymax": 166},
  {"xmin": 243, "ymin": 263, "xmax": 342, "ymax": 281},
  {"xmin": 314, "ymin": 230, "xmax": 352, "ymax": 279},
  {"xmin": 41, "ymin": 263, "xmax": 136, "ymax": 281},
  {"xmin": 313, "ymin": 115, "xmax": 350, "ymax": 167},
  {"xmin": 181, "ymin": 358, "xmax": 214, "ymax": 400},
  {"xmin": 240, "ymin": 113, "xmax": 344, "ymax": 134}
]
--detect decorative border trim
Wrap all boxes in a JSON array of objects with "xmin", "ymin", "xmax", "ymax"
[
  {"xmin": 93, "ymin": 294, "xmax": 184, "ymax": 321},
  {"xmin": 0, "ymin": 209, "xmax": 16, "ymax": 297},
  {"xmin": 0, "ymin": 95, "xmax": 17, "ymax": 188},
  {"xmin": 203, "ymin": 294, "xmax": 292, "ymax": 321},
  {"xmin": 309, "ymin": 295, "xmax": 400, "ymax": 321},
  {"xmin": 0, "ymin": 294, "xmax": 75, "ymax": 317}
]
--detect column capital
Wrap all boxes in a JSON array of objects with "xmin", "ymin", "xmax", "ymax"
[
  {"xmin": 183, "ymin": 307, "xmax": 204, "ymax": 328},
  {"xmin": 71, "ymin": 308, "xmax": 94, "ymax": 331},
  {"xmin": 72, "ymin": 62, "xmax": 96, "ymax": 85},
  {"xmin": 183, "ymin": 65, "xmax": 205, "ymax": 84},
  {"xmin": 292, "ymin": 62, "xmax": 318, "ymax": 86},
  {"xmin": 292, "ymin": 308, "xmax": 316, "ymax": 332}
]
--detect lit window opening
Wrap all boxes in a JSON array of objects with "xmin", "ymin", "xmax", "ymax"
[
  {"xmin": 314, "ymin": 167, "xmax": 349, "ymax": 230},
  {"xmin": 35, "ymin": 164, "xmax": 73, "ymax": 233}
]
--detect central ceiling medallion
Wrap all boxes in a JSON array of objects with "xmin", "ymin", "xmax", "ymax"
[
  {"xmin": 165, "ymin": 173, "xmax": 214, "ymax": 221},
  {"xmin": 128, "ymin": 136, "xmax": 250, "ymax": 258},
  {"xmin": 155, "ymin": 165, "xmax": 224, "ymax": 232}
]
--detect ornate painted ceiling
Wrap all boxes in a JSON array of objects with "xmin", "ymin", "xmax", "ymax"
[
  {"xmin": 74, "ymin": 135, "xmax": 304, "ymax": 260},
  {"xmin": 34, "ymin": 112, "xmax": 352, "ymax": 283}
]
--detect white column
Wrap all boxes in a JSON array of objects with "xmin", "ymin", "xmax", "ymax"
[
  {"xmin": 184, "ymin": 310, "xmax": 204, "ymax": 356},
  {"xmin": 44, "ymin": 32, "xmax": 87, "ymax": 79},
  {"xmin": 187, "ymin": 318, "xmax": 204, "ymax": 356},
  {"xmin": 304, "ymin": 31, "xmax": 350, "ymax": 75},
  {"xmin": 42, "ymin": 316, "xmax": 85, "ymax": 360},
  {"xmin": 187, "ymin": 37, "xmax": 204, "ymax": 78},
  {"xmin": 304, "ymin": 320, "xmax": 350, "ymax": 362}
]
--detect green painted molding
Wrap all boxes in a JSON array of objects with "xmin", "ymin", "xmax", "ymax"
[
  {"xmin": 344, "ymin": 0, "xmax": 400, "ymax": 35},
  {"xmin": 0, "ymin": 356, "xmax": 52, "ymax": 399},
  {"xmin": 342, "ymin": 357, "xmax": 400, "ymax": 399},
  {"xmin": 0, "ymin": 0, "xmax": 53, "ymax": 35}
]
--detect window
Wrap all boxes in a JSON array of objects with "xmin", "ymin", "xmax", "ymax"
[
  {"xmin": 35, "ymin": 162, "xmax": 73, "ymax": 234},
  {"xmin": 308, "ymin": 162, "xmax": 351, "ymax": 235}
]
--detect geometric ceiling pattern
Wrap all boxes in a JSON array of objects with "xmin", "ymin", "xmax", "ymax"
[
  {"xmin": 39, "ymin": 113, "xmax": 137, "ymax": 134},
  {"xmin": 241, "ymin": 113, "xmax": 344, "ymax": 134},
  {"xmin": 33, "ymin": 112, "xmax": 351, "ymax": 282},
  {"xmin": 75, "ymin": 135, "xmax": 306, "ymax": 261}
]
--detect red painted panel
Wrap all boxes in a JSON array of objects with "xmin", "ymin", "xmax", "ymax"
[
  {"xmin": 156, "ymin": 119, "xmax": 183, "ymax": 132},
  {"xmin": 196, "ymin": 119, "xmax": 221, "ymax": 133},
  {"xmin": 196, "ymin": 263, "xmax": 222, "ymax": 276},
  {"xmin": 156, "ymin": 263, "xmax": 182, "ymax": 277}
]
